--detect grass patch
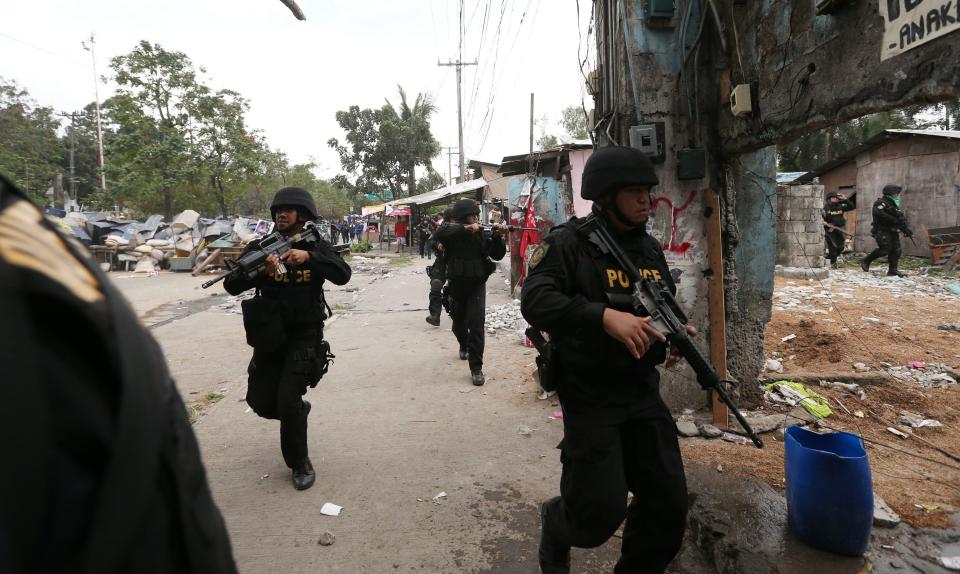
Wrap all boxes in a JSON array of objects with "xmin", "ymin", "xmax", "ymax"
[
  {"xmin": 187, "ymin": 392, "xmax": 225, "ymax": 423},
  {"xmin": 331, "ymin": 302, "xmax": 354, "ymax": 313},
  {"xmin": 390, "ymin": 256, "xmax": 414, "ymax": 266}
]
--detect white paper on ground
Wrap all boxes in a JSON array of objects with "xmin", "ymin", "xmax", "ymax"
[{"xmin": 320, "ymin": 503, "xmax": 343, "ymax": 516}]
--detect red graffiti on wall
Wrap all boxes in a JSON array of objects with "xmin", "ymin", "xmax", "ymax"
[{"xmin": 652, "ymin": 190, "xmax": 697, "ymax": 256}]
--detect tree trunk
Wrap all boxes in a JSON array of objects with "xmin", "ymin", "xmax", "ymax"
[
  {"xmin": 216, "ymin": 177, "xmax": 227, "ymax": 217},
  {"xmin": 408, "ymin": 165, "xmax": 416, "ymax": 197},
  {"xmin": 164, "ymin": 188, "xmax": 173, "ymax": 221}
]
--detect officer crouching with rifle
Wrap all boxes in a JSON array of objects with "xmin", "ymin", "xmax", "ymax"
[
  {"xmin": 523, "ymin": 147, "xmax": 722, "ymax": 574},
  {"xmin": 223, "ymin": 187, "xmax": 351, "ymax": 490}
]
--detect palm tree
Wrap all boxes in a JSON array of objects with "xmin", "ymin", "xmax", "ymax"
[{"xmin": 384, "ymin": 86, "xmax": 440, "ymax": 197}]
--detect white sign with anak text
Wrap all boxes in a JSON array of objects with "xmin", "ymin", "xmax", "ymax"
[{"xmin": 879, "ymin": 0, "xmax": 960, "ymax": 61}]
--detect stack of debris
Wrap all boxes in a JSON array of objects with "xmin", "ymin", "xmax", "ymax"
[{"xmin": 485, "ymin": 300, "xmax": 524, "ymax": 337}]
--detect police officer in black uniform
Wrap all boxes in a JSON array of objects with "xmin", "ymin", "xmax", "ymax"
[
  {"xmin": 822, "ymin": 191, "xmax": 856, "ymax": 267},
  {"xmin": 0, "ymin": 174, "xmax": 236, "ymax": 573},
  {"xmin": 860, "ymin": 184, "xmax": 912, "ymax": 277},
  {"xmin": 425, "ymin": 208, "xmax": 453, "ymax": 326},
  {"xmin": 433, "ymin": 198, "xmax": 507, "ymax": 386},
  {"xmin": 225, "ymin": 187, "xmax": 352, "ymax": 490},
  {"xmin": 521, "ymin": 147, "xmax": 694, "ymax": 574}
]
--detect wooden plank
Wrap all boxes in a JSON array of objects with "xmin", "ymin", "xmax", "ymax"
[
  {"xmin": 704, "ymin": 189, "xmax": 730, "ymax": 428},
  {"xmin": 192, "ymin": 248, "xmax": 222, "ymax": 276}
]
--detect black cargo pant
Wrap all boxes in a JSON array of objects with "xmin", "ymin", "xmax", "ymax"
[
  {"xmin": 825, "ymin": 228, "xmax": 845, "ymax": 264},
  {"xmin": 448, "ymin": 279, "xmax": 486, "ymax": 372},
  {"xmin": 246, "ymin": 329, "xmax": 322, "ymax": 468},
  {"xmin": 427, "ymin": 261, "xmax": 447, "ymax": 318},
  {"xmin": 864, "ymin": 229, "xmax": 901, "ymax": 274},
  {"xmin": 544, "ymin": 394, "xmax": 688, "ymax": 574}
]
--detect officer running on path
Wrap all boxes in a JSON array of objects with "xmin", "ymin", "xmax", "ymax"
[
  {"xmin": 225, "ymin": 187, "xmax": 351, "ymax": 490},
  {"xmin": 433, "ymin": 199, "xmax": 507, "ymax": 386},
  {"xmin": 860, "ymin": 184, "xmax": 912, "ymax": 277},
  {"xmin": 521, "ymin": 147, "xmax": 694, "ymax": 574}
]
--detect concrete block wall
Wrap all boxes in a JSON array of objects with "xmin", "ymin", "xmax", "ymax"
[{"xmin": 776, "ymin": 184, "xmax": 826, "ymax": 268}]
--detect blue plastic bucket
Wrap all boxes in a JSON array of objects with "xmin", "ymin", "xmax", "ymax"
[{"xmin": 784, "ymin": 425, "xmax": 873, "ymax": 556}]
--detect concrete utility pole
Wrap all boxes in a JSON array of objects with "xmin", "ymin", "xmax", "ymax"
[
  {"xmin": 437, "ymin": 59, "xmax": 476, "ymax": 184},
  {"xmin": 442, "ymin": 146, "xmax": 459, "ymax": 186},
  {"xmin": 82, "ymin": 33, "xmax": 107, "ymax": 193},
  {"xmin": 529, "ymin": 93, "xmax": 534, "ymax": 153}
]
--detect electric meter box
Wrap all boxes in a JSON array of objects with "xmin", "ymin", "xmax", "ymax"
[
  {"xmin": 677, "ymin": 148, "xmax": 706, "ymax": 180},
  {"xmin": 629, "ymin": 123, "xmax": 665, "ymax": 162},
  {"xmin": 649, "ymin": 0, "xmax": 676, "ymax": 18},
  {"xmin": 731, "ymin": 84, "xmax": 753, "ymax": 117}
]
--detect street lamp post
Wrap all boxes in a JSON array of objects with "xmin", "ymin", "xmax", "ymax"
[{"xmin": 82, "ymin": 33, "xmax": 107, "ymax": 193}]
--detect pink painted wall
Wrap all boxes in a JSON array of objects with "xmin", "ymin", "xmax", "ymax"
[{"xmin": 569, "ymin": 149, "xmax": 594, "ymax": 217}]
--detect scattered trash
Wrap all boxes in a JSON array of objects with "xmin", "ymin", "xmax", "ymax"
[
  {"xmin": 764, "ymin": 358, "xmax": 784, "ymax": 373},
  {"xmin": 947, "ymin": 284, "xmax": 960, "ymax": 296},
  {"xmin": 941, "ymin": 556, "xmax": 960, "ymax": 570},
  {"xmin": 852, "ymin": 362, "xmax": 870, "ymax": 372},
  {"xmin": 260, "ymin": 473, "xmax": 269, "ymax": 480},
  {"xmin": 886, "ymin": 427, "xmax": 910, "ymax": 439},
  {"xmin": 853, "ymin": 410, "xmax": 865, "ymax": 418},
  {"xmin": 764, "ymin": 381, "xmax": 832, "ymax": 419},
  {"xmin": 781, "ymin": 334, "xmax": 797, "ymax": 342},
  {"xmin": 552, "ymin": 410, "xmax": 564, "ymax": 419},
  {"xmin": 244, "ymin": 407, "xmax": 252, "ymax": 414},
  {"xmin": 861, "ymin": 316, "xmax": 881, "ymax": 323},
  {"xmin": 320, "ymin": 503, "xmax": 343, "ymax": 516},
  {"xmin": 538, "ymin": 390, "xmax": 555, "ymax": 400},
  {"xmin": 881, "ymin": 544, "xmax": 894, "ymax": 550},
  {"xmin": 939, "ymin": 323, "xmax": 960, "ymax": 331},
  {"xmin": 819, "ymin": 381, "xmax": 860, "ymax": 391},
  {"xmin": 516, "ymin": 425, "xmax": 534, "ymax": 437},
  {"xmin": 915, "ymin": 502, "xmax": 943, "ymax": 512},
  {"xmin": 908, "ymin": 360, "xmax": 927, "ymax": 369},
  {"xmin": 317, "ymin": 531, "xmax": 336, "ymax": 546},
  {"xmin": 432, "ymin": 491, "xmax": 447, "ymax": 504},
  {"xmin": 898, "ymin": 411, "xmax": 943, "ymax": 428},
  {"xmin": 716, "ymin": 464, "xmax": 723, "ymax": 473}
]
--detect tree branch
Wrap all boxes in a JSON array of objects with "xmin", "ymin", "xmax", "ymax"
[{"xmin": 278, "ymin": 0, "xmax": 306, "ymax": 20}]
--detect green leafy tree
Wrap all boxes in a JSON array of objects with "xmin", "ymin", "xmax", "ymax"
[
  {"xmin": 560, "ymin": 105, "xmax": 589, "ymax": 140},
  {"xmin": 416, "ymin": 168, "xmax": 445, "ymax": 194},
  {"xmin": 0, "ymin": 77, "xmax": 62, "ymax": 204},
  {"xmin": 107, "ymin": 41, "xmax": 204, "ymax": 218},
  {"xmin": 59, "ymin": 103, "xmax": 106, "ymax": 205},
  {"xmin": 329, "ymin": 86, "xmax": 440, "ymax": 201}
]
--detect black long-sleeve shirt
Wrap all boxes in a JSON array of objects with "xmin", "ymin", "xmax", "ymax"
[
  {"xmin": 521, "ymin": 217, "xmax": 676, "ymax": 407},
  {"xmin": 871, "ymin": 196, "xmax": 908, "ymax": 232},
  {"xmin": 433, "ymin": 223, "xmax": 505, "ymax": 281}
]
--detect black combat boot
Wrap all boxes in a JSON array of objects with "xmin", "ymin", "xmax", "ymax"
[
  {"xmin": 471, "ymin": 370, "xmax": 485, "ymax": 386},
  {"xmin": 292, "ymin": 458, "xmax": 316, "ymax": 491},
  {"xmin": 426, "ymin": 314, "xmax": 440, "ymax": 326},
  {"xmin": 860, "ymin": 259, "xmax": 870, "ymax": 272},
  {"xmin": 459, "ymin": 349, "xmax": 468, "ymax": 360},
  {"xmin": 539, "ymin": 500, "xmax": 570, "ymax": 573}
]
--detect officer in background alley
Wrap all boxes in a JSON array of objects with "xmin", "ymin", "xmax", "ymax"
[
  {"xmin": 433, "ymin": 198, "xmax": 507, "ymax": 386},
  {"xmin": 822, "ymin": 191, "xmax": 856, "ymax": 267},
  {"xmin": 0, "ymin": 174, "xmax": 236, "ymax": 573},
  {"xmin": 521, "ymin": 147, "xmax": 694, "ymax": 574},
  {"xmin": 860, "ymin": 184, "xmax": 912, "ymax": 277},
  {"xmin": 224, "ymin": 187, "xmax": 352, "ymax": 490}
]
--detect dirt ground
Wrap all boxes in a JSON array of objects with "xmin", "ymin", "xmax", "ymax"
[{"xmin": 682, "ymin": 268, "xmax": 960, "ymax": 530}]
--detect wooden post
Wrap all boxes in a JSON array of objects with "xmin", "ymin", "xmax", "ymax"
[
  {"xmin": 705, "ymin": 189, "xmax": 730, "ymax": 428},
  {"xmin": 192, "ymin": 248, "xmax": 222, "ymax": 276}
]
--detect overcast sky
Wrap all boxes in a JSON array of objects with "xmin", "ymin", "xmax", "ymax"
[{"xmin": 3, "ymin": 0, "xmax": 594, "ymax": 182}]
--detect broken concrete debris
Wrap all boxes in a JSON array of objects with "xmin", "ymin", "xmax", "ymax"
[
  {"xmin": 317, "ymin": 531, "xmax": 336, "ymax": 546},
  {"xmin": 484, "ymin": 300, "xmax": 525, "ymax": 339},
  {"xmin": 873, "ymin": 495, "xmax": 902, "ymax": 528}
]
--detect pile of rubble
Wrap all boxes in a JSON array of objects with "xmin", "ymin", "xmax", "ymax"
[
  {"xmin": 350, "ymin": 256, "xmax": 391, "ymax": 275},
  {"xmin": 774, "ymin": 270, "xmax": 959, "ymax": 314},
  {"xmin": 485, "ymin": 300, "xmax": 525, "ymax": 337},
  {"xmin": 877, "ymin": 362, "xmax": 958, "ymax": 388},
  {"xmin": 47, "ymin": 207, "xmax": 273, "ymax": 274}
]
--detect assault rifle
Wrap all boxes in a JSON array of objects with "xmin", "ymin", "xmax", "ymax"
[
  {"xmin": 822, "ymin": 221, "xmax": 854, "ymax": 237},
  {"xmin": 576, "ymin": 215, "xmax": 764, "ymax": 448},
  {"xmin": 481, "ymin": 224, "xmax": 538, "ymax": 233},
  {"xmin": 201, "ymin": 222, "xmax": 345, "ymax": 289}
]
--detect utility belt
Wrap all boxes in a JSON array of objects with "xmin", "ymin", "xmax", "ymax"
[
  {"xmin": 446, "ymin": 256, "xmax": 495, "ymax": 280},
  {"xmin": 241, "ymin": 287, "xmax": 331, "ymax": 352},
  {"xmin": 526, "ymin": 328, "xmax": 559, "ymax": 392}
]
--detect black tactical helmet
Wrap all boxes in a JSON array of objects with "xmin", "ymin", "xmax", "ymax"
[
  {"xmin": 450, "ymin": 198, "xmax": 480, "ymax": 220},
  {"xmin": 271, "ymin": 186, "xmax": 318, "ymax": 220},
  {"xmin": 581, "ymin": 146, "xmax": 659, "ymax": 200},
  {"xmin": 882, "ymin": 184, "xmax": 903, "ymax": 196}
]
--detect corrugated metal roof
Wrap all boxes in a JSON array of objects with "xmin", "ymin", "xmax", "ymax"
[
  {"xmin": 382, "ymin": 178, "xmax": 487, "ymax": 210},
  {"xmin": 795, "ymin": 130, "xmax": 960, "ymax": 183},
  {"xmin": 777, "ymin": 172, "xmax": 807, "ymax": 183}
]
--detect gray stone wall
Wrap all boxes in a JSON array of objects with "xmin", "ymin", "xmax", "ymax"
[{"xmin": 776, "ymin": 184, "xmax": 826, "ymax": 268}]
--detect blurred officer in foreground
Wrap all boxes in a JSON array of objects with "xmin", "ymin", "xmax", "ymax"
[
  {"xmin": 522, "ymin": 147, "xmax": 693, "ymax": 574},
  {"xmin": 224, "ymin": 187, "xmax": 351, "ymax": 490},
  {"xmin": 0, "ymin": 174, "xmax": 236, "ymax": 573}
]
